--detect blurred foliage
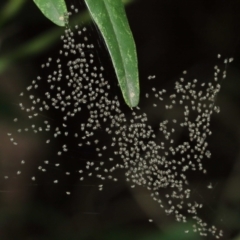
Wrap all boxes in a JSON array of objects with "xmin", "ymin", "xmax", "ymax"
[{"xmin": 0, "ymin": 0, "xmax": 26, "ymax": 28}]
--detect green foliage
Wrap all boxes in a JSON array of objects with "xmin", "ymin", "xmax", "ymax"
[
  {"xmin": 84, "ymin": 0, "xmax": 139, "ymax": 107},
  {"xmin": 33, "ymin": 0, "xmax": 139, "ymax": 107},
  {"xmin": 33, "ymin": 0, "xmax": 67, "ymax": 27}
]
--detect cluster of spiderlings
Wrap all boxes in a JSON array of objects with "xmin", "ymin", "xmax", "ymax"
[{"xmin": 4, "ymin": 6, "xmax": 234, "ymax": 239}]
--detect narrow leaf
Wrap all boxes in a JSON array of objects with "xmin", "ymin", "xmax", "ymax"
[
  {"xmin": 33, "ymin": 0, "xmax": 67, "ymax": 27},
  {"xmin": 84, "ymin": 0, "xmax": 139, "ymax": 108}
]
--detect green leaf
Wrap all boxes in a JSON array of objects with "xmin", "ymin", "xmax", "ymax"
[
  {"xmin": 84, "ymin": 0, "xmax": 139, "ymax": 108},
  {"xmin": 33, "ymin": 0, "xmax": 67, "ymax": 27}
]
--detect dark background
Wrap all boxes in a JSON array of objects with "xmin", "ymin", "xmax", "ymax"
[{"xmin": 0, "ymin": 0, "xmax": 240, "ymax": 239}]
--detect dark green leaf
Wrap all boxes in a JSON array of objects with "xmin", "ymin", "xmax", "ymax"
[
  {"xmin": 33, "ymin": 0, "xmax": 67, "ymax": 27},
  {"xmin": 84, "ymin": 0, "xmax": 139, "ymax": 107}
]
